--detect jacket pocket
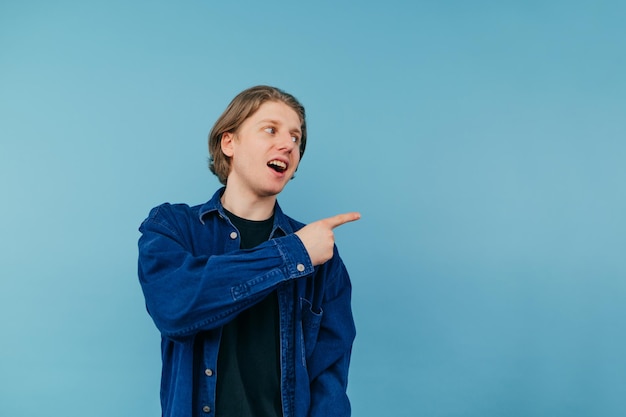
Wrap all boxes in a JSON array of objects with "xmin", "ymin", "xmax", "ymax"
[{"xmin": 300, "ymin": 297, "xmax": 323, "ymax": 362}]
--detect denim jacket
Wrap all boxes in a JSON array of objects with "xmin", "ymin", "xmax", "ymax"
[{"xmin": 138, "ymin": 188, "xmax": 356, "ymax": 417}]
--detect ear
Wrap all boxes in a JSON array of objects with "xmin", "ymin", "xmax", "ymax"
[{"xmin": 221, "ymin": 132, "xmax": 235, "ymax": 157}]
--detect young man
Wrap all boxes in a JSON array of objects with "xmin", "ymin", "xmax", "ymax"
[{"xmin": 138, "ymin": 85, "xmax": 359, "ymax": 417}]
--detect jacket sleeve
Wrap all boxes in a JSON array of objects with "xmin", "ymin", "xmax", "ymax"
[
  {"xmin": 307, "ymin": 254, "xmax": 356, "ymax": 417},
  {"xmin": 137, "ymin": 204, "xmax": 313, "ymax": 340}
]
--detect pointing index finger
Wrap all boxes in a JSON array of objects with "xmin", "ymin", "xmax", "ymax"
[{"xmin": 324, "ymin": 212, "xmax": 361, "ymax": 229}]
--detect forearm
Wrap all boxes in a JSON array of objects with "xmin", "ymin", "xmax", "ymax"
[{"xmin": 138, "ymin": 227, "xmax": 313, "ymax": 338}]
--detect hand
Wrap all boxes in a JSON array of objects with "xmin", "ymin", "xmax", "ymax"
[{"xmin": 295, "ymin": 212, "xmax": 361, "ymax": 266}]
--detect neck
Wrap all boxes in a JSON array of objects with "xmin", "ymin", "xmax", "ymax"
[{"xmin": 220, "ymin": 185, "xmax": 276, "ymax": 221}]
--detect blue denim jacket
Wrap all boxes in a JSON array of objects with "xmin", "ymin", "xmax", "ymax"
[{"xmin": 138, "ymin": 188, "xmax": 356, "ymax": 417}]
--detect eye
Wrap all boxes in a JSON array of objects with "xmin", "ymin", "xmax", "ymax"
[
  {"xmin": 264, "ymin": 127, "xmax": 276, "ymax": 134},
  {"xmin": 291, "ymin": 136, "xmax": 298, "ymax": 143}
]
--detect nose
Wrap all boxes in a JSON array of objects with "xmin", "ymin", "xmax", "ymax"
[{"xmin": 277, "ymin": 132, "xmax": 297, "ymax": 152}]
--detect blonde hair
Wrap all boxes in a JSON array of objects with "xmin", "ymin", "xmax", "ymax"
[{"xmin": 208, "ymin": 85, "xmax": 307, "ymax": 185}]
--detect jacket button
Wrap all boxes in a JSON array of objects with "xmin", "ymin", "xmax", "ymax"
[
  {"xmin": 297, "ymin": 263, "xmax": 305, "ymax": 272},
  {"xmin": 230, "ymin": 231, "xmax": 238, "ymax": 239},
  {"xmin": 202, "ymin": 405, "xmax": 211, "ymax": 413},
  {"xmin": 205, "ymin": 368, "xmax": 213, "ymax": 377}
]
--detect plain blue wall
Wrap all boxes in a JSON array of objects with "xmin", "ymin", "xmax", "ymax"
[{"xmin": 1, "ymin": 1, "xmax": 625, "ymax": 416}]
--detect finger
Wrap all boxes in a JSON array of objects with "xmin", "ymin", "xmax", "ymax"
[{"xmin": 324, "ymin": 212, "xmax": 361, "ymax": 229}]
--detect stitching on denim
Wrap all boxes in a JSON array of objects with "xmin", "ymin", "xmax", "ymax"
[
  {"xmin": 231, "ymin": 282, "xmax": 249, "ymax": 300},
  {"xmin": 275, "ymin": 238, "xmax": 290, "ymax": 267},
  {"xmin": 231, "ymin": 269, "xmax": 282, "ymax": 301},
  {"xmin": 147, "ymin": 205, "xmax": 183, "ymax": 241},
  {"xmin": 167, "ymin": 298, "xmax": 257, "ymax": 337}
]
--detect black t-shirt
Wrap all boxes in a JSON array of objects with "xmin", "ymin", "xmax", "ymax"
[{"xmin": 214, "ymin": 209, "xmax": 282, "ymax": 417}]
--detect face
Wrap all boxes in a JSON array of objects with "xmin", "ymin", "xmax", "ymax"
[{"xmin": 221, "ymin": 100, "xmax": 303, "ymax": 199}]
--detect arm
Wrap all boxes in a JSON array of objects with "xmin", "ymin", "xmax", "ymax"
[{"xmin": 137, "ymin": 204, "xmax": 313, "ymax": 339}]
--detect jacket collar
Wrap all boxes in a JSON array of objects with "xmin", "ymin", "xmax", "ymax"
[{"xmin": 198, "ymin": 187, "xmax": 295, "ymax": 235}]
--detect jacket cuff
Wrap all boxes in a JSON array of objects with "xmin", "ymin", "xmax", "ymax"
[{"xmin": 275, "ymin": 234, "xmax": 314, "ymax": 278}]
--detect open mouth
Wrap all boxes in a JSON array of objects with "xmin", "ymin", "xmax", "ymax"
[{"xmin": 267, "ymin": 159, "xmax": 288, "ymax": 173}]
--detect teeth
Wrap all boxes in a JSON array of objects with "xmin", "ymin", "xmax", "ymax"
[{"xmin": 268, "ymin": 160, "xmax": 287, "ymax": 170}]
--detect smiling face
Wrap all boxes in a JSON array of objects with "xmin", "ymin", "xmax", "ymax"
[{"xmin": 221, "ymin": 100, "xmax": 303, "ymax": 200}]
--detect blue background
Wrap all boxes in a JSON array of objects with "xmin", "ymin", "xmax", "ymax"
[{"xmin": 1, "ymin": 1, "xmax": 625, "ymax": 416}]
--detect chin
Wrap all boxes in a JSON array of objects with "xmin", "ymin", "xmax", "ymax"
[{"xmin": 262, "ymin": 182, "xmax": 289, "ymax": 197}]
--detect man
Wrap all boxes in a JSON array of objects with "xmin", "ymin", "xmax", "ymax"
[{"xmin": 138, "ymin": 85, "xmax": 359, "ymax": 417}]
